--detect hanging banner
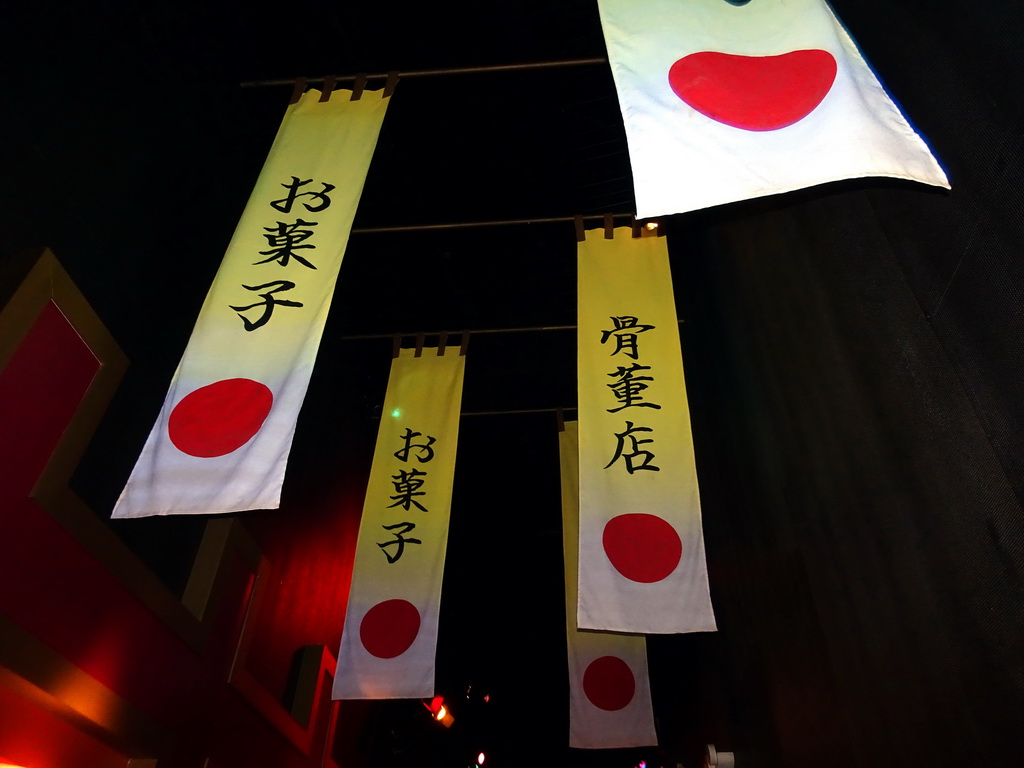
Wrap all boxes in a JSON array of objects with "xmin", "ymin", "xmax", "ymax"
[
  {"xmin": 334, "ymin": 346, "xmax": 465, "ymax": 699},
  {"xmin": 560, "ymin": 420, "xmax": 658, "ymax": 749},
  {"xmin": 597, "ymin": 0, "xmax": 949, "ymax": 218},
  {"xmin": 577, "ymin": 228, "xmax": 716, "ymax": 634},
  {"xmin": 113, "ymin": 87, "xmax": 390, "ymax": 517}
]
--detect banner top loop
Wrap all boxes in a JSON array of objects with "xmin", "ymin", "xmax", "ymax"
[
  {"xmin": 351, "ymin": 73, "xmax": 367, "ymax": 101},
  {"xmin": 289, "ymin": 76, "xmax": 307, "ymax": 104},
  {"xmin": 319, "ymin": 75, "xmax": 337, "ymax": 102}
]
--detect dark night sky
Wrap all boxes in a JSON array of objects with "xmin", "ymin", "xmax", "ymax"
[{"xmin": 4, "ymin": 1, "xmax": 1024, "ymax": 766}]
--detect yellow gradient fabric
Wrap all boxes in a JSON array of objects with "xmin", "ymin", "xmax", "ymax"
[
  {"xmin": 577, "ymin": 228, "xmax": 716, "ymax": 633},
  {"xmin": 113, "ymin": 88, "xmax": 389, "ymax": 517},
  {"xmin": 560, "ymin": 421, "xmax": 657, "ymax": 748},
  {"xmin": 334, "ymin": 347, "xmax": 465, "ymax": 699}
]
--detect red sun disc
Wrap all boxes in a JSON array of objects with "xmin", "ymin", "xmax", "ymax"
[
  {"xmin": 583, "ymin": 656, "xmax": 636, "ymax": 711},
  {"xmin": 168, "ymin": 378, "xmax": 273, "ymax": 458},
  {"xmin": 668, "ymin": 49, "xmax": 837, "ymax": 131},
  {"xmin": 603, "ymin": 513, "xmax": 682, "ymax": 583},
  {"xmin": 359, "ymin": 599, "xmax": 421, "ymax": 659}
]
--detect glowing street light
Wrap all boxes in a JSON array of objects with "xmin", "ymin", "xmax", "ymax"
[{"xmin": 423, "ymin": 696, "xmax": 455, "ymax": 728}]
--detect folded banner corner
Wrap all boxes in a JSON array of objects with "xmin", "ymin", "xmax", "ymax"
[{"xmin": 598, "ymin": 0, "xmax": 948, "ymax": 216}]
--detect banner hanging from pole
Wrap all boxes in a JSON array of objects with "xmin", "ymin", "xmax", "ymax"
[
  {"xmin": 334, "ymin": 346, "xmax": 465, "ymax": 700},
  {"xmin": 577, "ymin": 227, "xmax": 716, "ymax": 634},
  {"xmin": 597, "ymin": 0, "xmax": 949, "ymax": 218},
  {"xmin": 560, "ymin": 420, "xmax": 658, "ymax": 749},
  {"xmin": 113, "ymin": 87, "xmax": 390, "ymax": 517}
]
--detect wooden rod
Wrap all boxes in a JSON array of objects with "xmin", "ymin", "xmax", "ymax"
[
  {"xmin": 241, "ymin": 57, "xmax": 608, "ymax": 89},
  {"xmin": 351, "ymin": 212, "xmax": 644, "ymax": 235}
]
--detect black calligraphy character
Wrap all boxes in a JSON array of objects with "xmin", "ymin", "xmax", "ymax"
[
  {"xmin": 393, "ymin": 428, "xmax": 436, "ymax": 463},
  {"xmin": 377, "ymin": 521, "xmax": 422, "ymax": 564},
  {"xmin": 255, "ymin": 220, "xmax": 318, "ymax": 269},
  {"xmin": 230, "ymin": 280, "xmax": 304, "ymax": 331},
  {"xmin": 270, "ymin": 176, "xmax": 335, "ymax": 213},
  {"xmin": 600, "ymin": 316, "xmax": 656, "ymax": 359},
  {"xmin": 607, "ymin": 363, "xmax": 662, "ymax": 413},
  {"xmin": 604, "ymin": 421, "xmax": 660, "ymax": 473},
  {"xmin": 388, "ymin": 468, "xmax": 429, "ymax": 512}
]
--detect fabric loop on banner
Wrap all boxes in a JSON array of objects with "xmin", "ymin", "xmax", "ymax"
[
  {"xmin": 334, "ymin": 347, "xmax": 466, "ymax": 699},
  {"xmin": 112, "ymin": 88, "xmax": 390, "ymax": 517},
  {"xmin": 577, "ymin": 227, "xmax": 716, "ymax": 634},
  {"xmin": 597, "ymin": 0, "xmax": 949, "ymax": 218}
]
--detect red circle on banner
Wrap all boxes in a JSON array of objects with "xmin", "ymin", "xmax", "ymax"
[
  {"xmin": 583, "ymin": 656, "xmax": 636, "ymax": 711},
  {"xmin": 603, "ymin": 513, "xmax": 682, "ymax": 583},
  {"xmin": 168, "ymin": 378, "xmax": 273, "ymax": 458},
  {"xmin": 360, "ymin": 599, "xmax": 421, "ymax": 659},
  {"xmin": 668, "ymin": 49, "xmax": 837, "ymax": 131}
]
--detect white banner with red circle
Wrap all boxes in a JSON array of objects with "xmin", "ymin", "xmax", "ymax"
[
  {"xmin": 560, "ymin": 421, "xmax": 657, "ymax": 749},
  {"xmin": 334, "ymin": 347, "xmax": 465, "ymax": 699},
  {"xmin": 597, "ymin": 0, "xmax": 949, "ymax": 218},
  {"xmin": 577, "ymin": 228, "xmax": 716, "ymax": 634},
  {"xmin": 112, "ymin": 87, "xmax": 389, "ymax": 517}
]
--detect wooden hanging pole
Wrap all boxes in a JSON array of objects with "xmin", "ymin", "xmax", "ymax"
[
  {"xmin": 352, "ymin": 212, "xmax": 638, "ymax": 235},
  {"xmin": 343, "ymin": 319, "xmax": 683, "ymax": 342},
  {"xmin": 242, "ymin": 58, "xmax": 608, "ymax": 89}
]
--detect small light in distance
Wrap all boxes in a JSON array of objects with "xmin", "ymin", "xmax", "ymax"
[
  {"xmin": 434, "ymin": 704, "xmax": 454, "ymax": 727},
  {"xmin": 391, "ymin": 408, "xmax": 402, "ymax": 418},
  {"xmin": 424, "ymin": 696, "xmax": 454, "ymax": 726},
  {"xmin": 644, "ymin": 222, "xmax": 658, "ymax": 231},
  {"xmin": 477, "ymin": 753, "xmax": 486, "ymax": 765},
  {"xmin": 425, "ymin": 696, "xmax": 444, "ymax": 715}
]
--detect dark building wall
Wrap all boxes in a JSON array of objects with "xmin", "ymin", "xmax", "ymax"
[
  {"xmin": 0, "ymin": 253, "xmax": 353, "ymax": 768},
  {"xmin": 670, "ymin": 0, "xmax": 1024, "ymax": 758}
]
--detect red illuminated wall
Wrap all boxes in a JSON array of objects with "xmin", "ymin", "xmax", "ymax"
[
  {"xmin": 0, "ymin": 683, "xmax": 127, "ymax": 768},
  {"xmin": 243, "ymin": 464, "xmax": 367, "ymax": 701},
  {"xmin": 0, "ymin": 251, "xmax": 359, "ymax": 768}
]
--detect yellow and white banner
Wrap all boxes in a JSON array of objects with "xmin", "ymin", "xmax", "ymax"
[
  {"xmin": 113, "ymin": 88, "xmax": 389, "ymax": 517},
  {"xmin": 597, "ymin": 0, "xmax": 949, "ymax": 218},
  {"xmin": 334, "ymin": 347, "xmax": 465, "ymax": 699},
  {"xmin": 577, "ymin": 228, "xmax": 716, "ymax": 634},
  {"xmin": 561, "ymin": 421, "xmax": 658, "ymax": 749}
]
